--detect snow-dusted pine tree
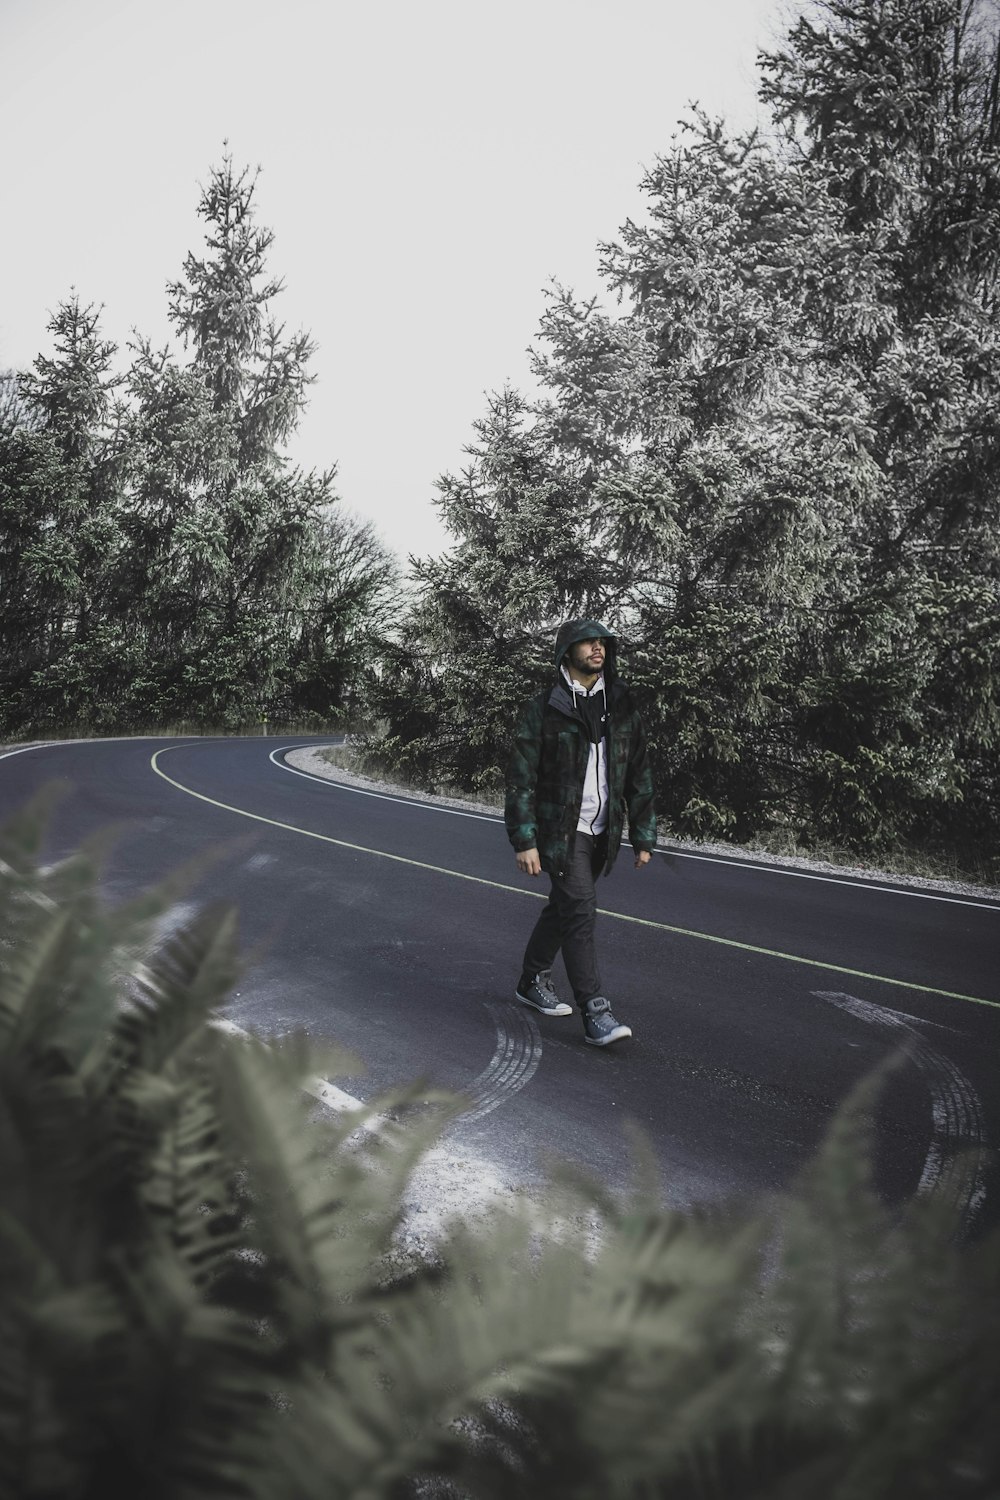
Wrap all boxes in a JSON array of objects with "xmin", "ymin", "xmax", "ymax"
[
  {"xmin": 0, "ymin": 297, "xmax": 126, "ymax": 726},
  {"xmin": 116, "ymin": 153, "xmax": 394, "ymax": 729},
  {"xmin": 373, "ymin": 0, "xmax": 1000, "ymax": 872}
]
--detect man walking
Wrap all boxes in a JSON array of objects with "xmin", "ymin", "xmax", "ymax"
[{"xmin": 505, "ymin": 619, "xmax": 657, "ymax": 1046}]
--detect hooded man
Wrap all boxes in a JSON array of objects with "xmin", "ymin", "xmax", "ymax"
[{"xmin": 505, "ymin": 619, "xmax": 657, "ymax": 1046}]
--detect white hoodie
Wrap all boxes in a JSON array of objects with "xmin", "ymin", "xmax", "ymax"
[{"xmin": 561, "ymin": 667, "xmax": 609, "ymax": 835}]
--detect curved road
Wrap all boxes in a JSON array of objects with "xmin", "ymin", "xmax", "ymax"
[{"xmin": 3, "ymin": 735, "xmax": 999, "ymax": 1232}]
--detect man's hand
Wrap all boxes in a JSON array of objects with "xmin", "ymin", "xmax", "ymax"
[
  {"xmin": 634, "ymin": 850, "xmax": 652, "ymax": 869},
  {"xmin": 516, "ymin": 848, "xmax": 542, "ymax": 877}
]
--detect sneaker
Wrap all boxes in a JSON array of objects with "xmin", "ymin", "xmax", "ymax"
[
  {"xmin": 515, "ymin": 970, "xmax": 573, "ymax": 1017},
  {"xmin": 582, "ymin": 996, "xmax": 632, "ymax": 1046}
]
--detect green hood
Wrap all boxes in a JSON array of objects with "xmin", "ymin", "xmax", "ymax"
[{"xmin": 553, "ymin": 619, "xmax": 617, "ymax": 673}]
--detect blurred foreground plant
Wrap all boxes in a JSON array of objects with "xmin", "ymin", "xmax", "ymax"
[{"xmin": 0, "ymin": 793, "xmax": 997, "ymax": 1499}]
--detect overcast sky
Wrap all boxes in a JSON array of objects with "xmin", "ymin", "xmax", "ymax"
[{"xmin": 0, "ymin": 0, "xmax": 790, "ymax": 561}]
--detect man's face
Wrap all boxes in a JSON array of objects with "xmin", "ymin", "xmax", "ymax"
[{"xmin": 568, "ymin": 637, "xmax": 607, "ymax": 675}]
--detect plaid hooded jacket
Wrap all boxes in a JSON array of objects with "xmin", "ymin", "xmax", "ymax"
[{"xmin": 504, "ymin": 620, "xmax": 657, "ymax": 878}]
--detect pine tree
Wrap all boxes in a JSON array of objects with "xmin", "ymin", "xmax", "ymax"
[
  {"xmin": 0, "ymin": 297, "xmax": 126, "ymax": 729},
  {"xmin": 757, "ymin": 0, "xmax": 1000, "ymax": 855},
  {"xmin": 114, "ymin": 153, "xmax": 393, "ymax": 729},
  {"xmin": 364, "ymin": 387, "xmax": 611, "ymax": 789}
]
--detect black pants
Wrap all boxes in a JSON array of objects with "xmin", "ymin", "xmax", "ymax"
[{"xmin": 522, "ymin": 832, "xmax": 607, "ymax": 1009}]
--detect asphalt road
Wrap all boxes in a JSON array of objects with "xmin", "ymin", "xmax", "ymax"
[{"xmin": 3, "ymin": 734, "xmax": 999, "ymax": 1233}]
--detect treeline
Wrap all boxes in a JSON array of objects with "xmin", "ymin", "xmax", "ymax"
[
  {"xmin": 0, "ymin": 157, "xmax": 395, "ymax": 735},
  {"xmin": 364, "ymin": 0, "xmax": 1000, "ymax": 874}
]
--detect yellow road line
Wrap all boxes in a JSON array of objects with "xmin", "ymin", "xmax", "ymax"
[{"xmin": 151, "ymin": 748, "xmax": 1000, "ymax": 1013}]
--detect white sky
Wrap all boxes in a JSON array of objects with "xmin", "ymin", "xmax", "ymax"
[{"xmin": 0, "ymin": 0, "xmax": 789, "ymax": 562}]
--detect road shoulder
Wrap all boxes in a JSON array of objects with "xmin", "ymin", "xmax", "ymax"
[{"xmin": 283, "ymin": 745, "xmax": 1000, "ymax": 905}]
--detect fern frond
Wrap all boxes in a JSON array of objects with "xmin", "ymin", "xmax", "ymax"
[
  {"xmin": 296, "ymin": 1195, "xmax": 738, "ymax": 1496},
  {"xmin": 104, "ymin": 835, "xmax": 244, "ymax": 968},
  {"xmin": 0, "ymin": 1300, "xmax": 93, "ymax": 1500},
  {"xmin": 219, "ymin": 1036, "xmax": 454, "ymax": 1351},
  {"xmin": 273, "ymin": 1202, "xmax": 590, "ymax": 1497},
  {"xmin": 139, "ymin": 1062, "xmax": 243, "ymax": 1288},
  {"xmin": 33, "ymin": 822, "xmax": 120, "ymax": 909},
  {"xmin": 0, "ymin": 784, "xmax": 66, "ymax": 884},
  {"xmin": 25, "ymin": 1247, "xmax": 270, "ymax": 1500},
  {"xmin": 114, "ymin": 903, "xmax": 242, "ymax": 1075},
  {"xmin": 0, "ymin": 906, "xmax": 75, "ymax": 1052}
]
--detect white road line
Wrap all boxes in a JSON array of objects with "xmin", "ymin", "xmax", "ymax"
[
  {"xmin": 0, "ymin": 736, "xmax": 203, "ymax": 761},
  {"xmin": 271, "ymin": 744, "xmax": 1000, "ymax": 913},
  {"xmin": 4, "ymin": 739, "xmax": 996, "ymax": 911},
  {"xmin": 271, "ymin": 746, "xmax": 504, "ymax": 825},
  {"xmin": 814, "ymin": 991, "xmax": 988, "ymax": 1230},
  {"xmin": 655, "ymin": 849, "xmax": 1000, "ymax": 911},
  {"xmin": 0, "ymin": 742, "xmax": 58, "ymax": 760}
]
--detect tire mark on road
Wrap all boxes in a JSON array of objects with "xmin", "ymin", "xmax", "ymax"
[
  {"xmin": 461, "ymin": 1002, "xmax": 542, "ymax": 1123},
  {"xmin": 814, "ymin": 990, "xmax": 988, "ymax": 1231}
]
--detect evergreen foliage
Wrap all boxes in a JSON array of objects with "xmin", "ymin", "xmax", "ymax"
[
  {"xmin": 0, "ymin": 156, "xmax": 395, "ymax": 736},
  {"xmin": 1, "ymin": 799, "xmax": 997, "ymax": 1498},
  {"xmin": 368, "ymin": 389, "xmax": 605, "ymax": 792},
  {"xmin": 366, "ymin": 0, "xmax": 1000, "ymax": 874}
]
